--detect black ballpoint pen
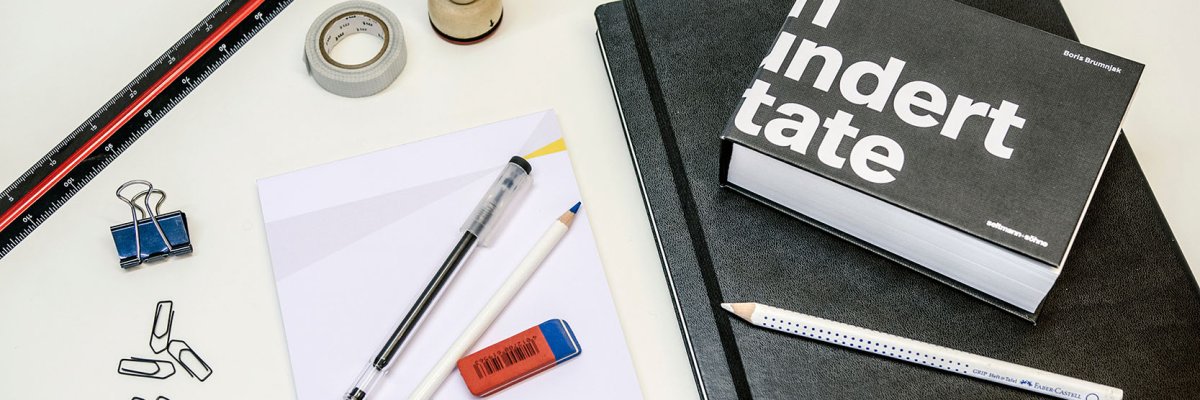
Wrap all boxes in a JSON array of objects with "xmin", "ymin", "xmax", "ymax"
[{"xmin": 345, "ymin": 156, "xmax": 532, "ymax": 400}]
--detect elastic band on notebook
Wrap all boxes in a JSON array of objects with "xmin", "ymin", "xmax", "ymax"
[{"xmin": 622, "ymin": 1, "xmax": 753, "ymax": 398}]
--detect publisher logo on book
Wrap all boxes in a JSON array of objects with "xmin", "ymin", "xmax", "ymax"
[{"xmin": 987, "ymin": 220, "xmax": 1048, "ymax": 248}]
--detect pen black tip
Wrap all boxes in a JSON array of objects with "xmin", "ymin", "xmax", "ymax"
[{"xmin": 570, "ymin": 202, "xmax": 581, "ymax": 213}]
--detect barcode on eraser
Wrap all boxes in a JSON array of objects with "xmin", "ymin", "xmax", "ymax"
[
  {"xmin": 472, "ymin": 337, "xmax": 541, "ymax": 378},
  {"xmin": 458, "ymin": 320, "xmax": 581, "ymax": 396}
]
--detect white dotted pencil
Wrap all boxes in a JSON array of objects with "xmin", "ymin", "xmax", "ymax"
[{"xmin": 723, "ymin": 302, "xmax": 1122, "ymax": 400}]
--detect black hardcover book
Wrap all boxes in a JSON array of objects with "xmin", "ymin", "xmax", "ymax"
[
  {"xmin": 718, "ymin": 0, "xmax": 1143, "ymax": 318},
  {"xmin": 597, "ymin": 0, "xmax": 1199, "ymax": 399}
]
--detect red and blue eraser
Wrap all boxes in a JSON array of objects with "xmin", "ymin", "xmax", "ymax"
[{"xmin": 457, "ymin": 319, "xmax": 582, "ymax": 397}]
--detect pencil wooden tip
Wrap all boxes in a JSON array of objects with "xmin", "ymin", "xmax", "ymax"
[
  {"xmin": 559, "ymin": 208, "xmax": 577, "ymax": 225},
  {"xmin": 721, "ymin": 302, "xmax": 756, "ymax": 321}
]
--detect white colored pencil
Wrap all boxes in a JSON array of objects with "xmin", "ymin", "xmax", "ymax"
[
  {"xmin": 723, "ymin": 302, "xmax": 1122, "ymax": 400},
  {"xmin": 407, "ymin": 203, "xmax": 580, "ymax": 400}
]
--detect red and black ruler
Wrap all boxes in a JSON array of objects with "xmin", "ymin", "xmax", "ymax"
[{"xmin": 0, "ymin": 0, "xmax": 291, "ymax": 259}]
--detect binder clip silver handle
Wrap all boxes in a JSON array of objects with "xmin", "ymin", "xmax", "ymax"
[
  {"xmin": 117, "ymin": 180, "xmax": 172, "ymax": 259},
  {"xmin": 111, "ymin": 180, "xmax": 193, "ymax": 268}
]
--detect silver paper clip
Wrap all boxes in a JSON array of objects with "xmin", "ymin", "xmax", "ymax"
[{"xmin": 110, "ymin": 180, "xmax": 193, "ymax": 268}]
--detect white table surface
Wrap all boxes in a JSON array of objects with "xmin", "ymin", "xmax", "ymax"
[
  {"xmin": 1060, "ymin": 0, "xmax": 1199, "ymax": 271},
  {"xmin": 0, "ymin": 0, "xmax": 1194, "ymax": 398}
]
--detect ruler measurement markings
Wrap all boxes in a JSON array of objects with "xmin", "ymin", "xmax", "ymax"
[
  {"xmin": 0, "ymin": 0, "xmax": 243, "ymax": 202},
  {"xmin": 0, "ymin": 0, "xmax": 291, "ymax": 259},
  {"xmin": 2, "ymin": 65, "xmax": 158, "ymax": 203},
  {"xmin": 0, "ymin": 0, "xmax": 264, "ymax": 232},
  {"xmin": 8, "ymin": 2, "xmax": 268, "ymax": 212},
  {"xmin": 3, "ymin": 2, "xmax": 221, "ymax": 227}
]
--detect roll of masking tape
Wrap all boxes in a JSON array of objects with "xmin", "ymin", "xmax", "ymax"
[{"xmin": 304, "ymin": 1, "xmax": 406, "ymax": 97}]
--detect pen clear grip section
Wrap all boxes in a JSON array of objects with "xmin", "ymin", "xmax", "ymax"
[
  {"xmin": 461, "ymin": 160, "xmax": 530, "ymax": 246},
  {"xmin": 346, "ymin": 363, "xmax": 386, "ymax": 400}
]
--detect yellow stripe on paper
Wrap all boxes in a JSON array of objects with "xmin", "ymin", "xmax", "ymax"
[{"xmin": 524, "ymin": 138, "xmax": 567, "ymax": 160}]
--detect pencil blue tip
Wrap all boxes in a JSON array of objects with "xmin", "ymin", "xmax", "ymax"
[{"xmin": 570, "ymin": 202, "xmax": 581, "ymax": 214}]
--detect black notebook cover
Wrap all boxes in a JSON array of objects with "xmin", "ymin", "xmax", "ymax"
[{"xmin": 597, "ymin": 0, "xmax": 1200, "ymax": 399}]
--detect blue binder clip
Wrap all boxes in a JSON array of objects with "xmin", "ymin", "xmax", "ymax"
[{"xmin": 110, "ymin": 180, "xmax": 193, "ymax": 268}]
